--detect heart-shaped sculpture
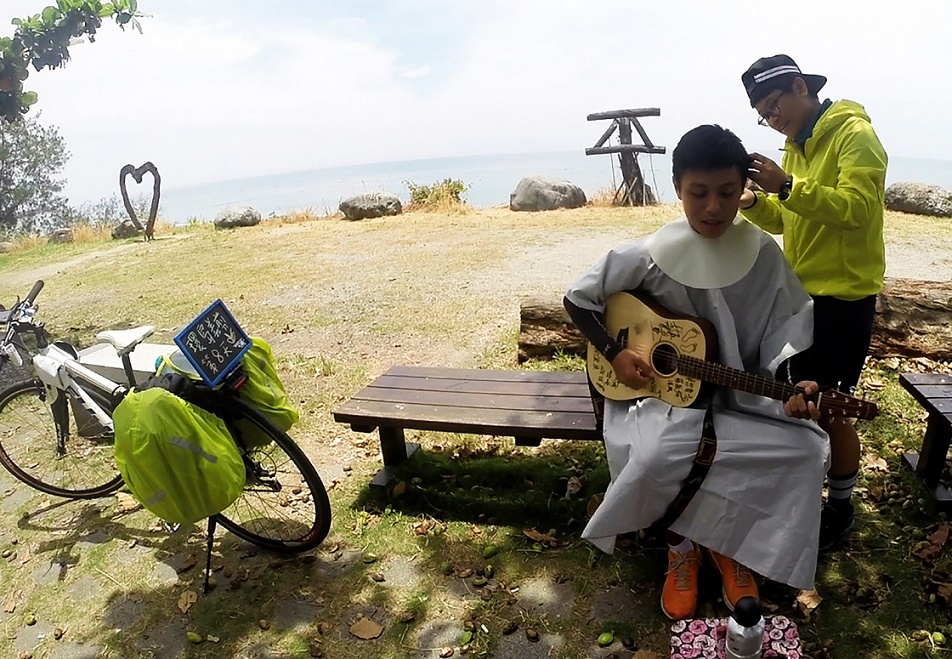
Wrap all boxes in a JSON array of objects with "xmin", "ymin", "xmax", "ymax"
[{"xmin": 119, "ymin": 162, "xmax": 161, "ymax": 240}]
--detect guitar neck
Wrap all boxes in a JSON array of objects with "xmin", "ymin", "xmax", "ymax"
[{"xmin": 677, "ymin": 355, "xmax": 797, "ymax": 403}]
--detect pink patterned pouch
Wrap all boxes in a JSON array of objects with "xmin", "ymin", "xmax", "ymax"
[{"xmin": 669, "ymin": 616, "xmax": 803, "ymax": 658}]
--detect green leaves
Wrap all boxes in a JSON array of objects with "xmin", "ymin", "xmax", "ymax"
[{"xmin": 1, "ymin": 0, "xmax": 145, "ymax": 120}]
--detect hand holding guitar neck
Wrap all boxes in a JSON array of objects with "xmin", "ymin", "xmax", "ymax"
[{"xmin": 784, "ymin": 381, "xmax": 821, "ymax": 421}]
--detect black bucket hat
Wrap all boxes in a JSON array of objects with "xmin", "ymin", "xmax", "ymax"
[{"xmin": 742, "ymin": 54, "xmax": 827, "ymax": 107}]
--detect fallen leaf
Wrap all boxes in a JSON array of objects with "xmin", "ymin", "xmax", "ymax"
[
  {"xmin": 863, "ymin": 377, "xmax": 886, "ymax": 391},
  {"xmin": 915, "ymin": 522, "xmax": 950, "ymax": 562},
  {"xmin": 391, "ymin": 481, "xmax": 407, "ymax": 497},
  {"xmin": 863, "ymin": 454, "xmax": 888, "ymax": 471},
  {"xmin": 116, "ymin": 493, "xmax": 141, "ymax": 513},
  {"xmin": 937, "ymin": 582, "xmax": 952, "ymax": 605},
  {"xmin": 349, "ymin": 616, "xmax": 383, "ymax": 640},
  {"xmin": 523, "ymin": 529, "xmax": 557, "ymax": 544},
  {"xmin": 587, "ymin": 493, "xmax": 604, "ymax": 518},
  {"xmin": 796, "ymin": 588, "xmax": 822, "ymax": 614},
  {"xmin": 3, "ymin": 589, "xmax": 20, "ymax": 613},
  {"xmin": 177, "ymin": 590, "xmax": 198, "ymax": 614},
  {"xmin": 565, "ymin": 476, "xmax": 582, "ymax": 497}
]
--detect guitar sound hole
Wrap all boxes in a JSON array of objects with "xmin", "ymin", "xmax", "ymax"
[{"xmin": 651, "ymin": 343, "xmax": 678, "ymax": 377}]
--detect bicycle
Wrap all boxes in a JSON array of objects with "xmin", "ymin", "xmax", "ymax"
[{"xmin": 0, "ymin": 280, "xmax": 331, "ymax": 555}]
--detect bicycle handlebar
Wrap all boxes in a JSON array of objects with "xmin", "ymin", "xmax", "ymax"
[{"xmin": 25, "ymin": 280, "xmax": 44, "ymax": 305}]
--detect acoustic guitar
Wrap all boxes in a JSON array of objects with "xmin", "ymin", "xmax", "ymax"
[{"xmin": 586, "ymin": 291, "xmax": 879, "ymax": 420}]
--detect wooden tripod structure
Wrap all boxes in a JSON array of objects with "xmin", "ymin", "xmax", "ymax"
[{"xmin": 585, "ymin": 108, "xmax": 665, "ymax": 206}]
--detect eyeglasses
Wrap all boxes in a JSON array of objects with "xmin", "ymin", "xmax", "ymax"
[{"xmin": 756, "ymin": 91, "xmax": 785, "ymax": 126}]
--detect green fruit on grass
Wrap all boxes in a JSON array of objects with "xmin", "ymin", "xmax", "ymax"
[
  {"xmin": 598, "ymin": 632, "xmax": 614, "ymax": 647},
  {"xmin": 933, "ymin": 631, "xmax": 947, "ymax": 645},
  {"xmin": 483, "ymin": 545, "xmax": 498, "ymax": 558}
]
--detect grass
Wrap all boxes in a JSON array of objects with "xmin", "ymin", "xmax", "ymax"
[{"xmin": 0, "ymin": 205, "xmax": 951, "ymax": 657}]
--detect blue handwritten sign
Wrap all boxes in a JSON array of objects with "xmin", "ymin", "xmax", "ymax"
[{"xmin": 174, "ymin": 299, "xmax": 251, "ymax": 387}]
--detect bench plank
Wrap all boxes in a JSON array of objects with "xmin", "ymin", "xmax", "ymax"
[
  {"xmin": 386, "ymin": 364, "xmax": 589, "ymax": 385},
  {"xmin": 334, "ymin": 366, "xmax": 603, "ymax": 485},
  {"xmin": 352, "ymin": 387, "xmax": 594, "ymax": 414},
  {"xmin": 366, "ymin": 373, "xmax": 593, "ymax": 398},
  {"xmin": 335, "ymin": 398, "xmax": 599, "ymax": 440}
]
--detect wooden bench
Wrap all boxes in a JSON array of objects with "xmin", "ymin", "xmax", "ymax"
[
  {"xmin": 900, "ymin": 373, "xmax": 952, "ymax": 510},
  {"xmin": 333, "ymin": 365, "xmax": 600, "ymax": 486}
]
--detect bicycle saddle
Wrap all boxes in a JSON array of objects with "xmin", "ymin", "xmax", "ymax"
[{"xmin": 96, "ymin": 325, "xmax": 155, "ymax": 356}]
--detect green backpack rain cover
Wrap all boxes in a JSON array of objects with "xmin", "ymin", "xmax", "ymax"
[
  {"xmin": 113, "ymin": 387, "xmax": 245, "ymax": 525},
  {"xmin": 155, "ymin": 336, "xmax": 298, "ymax": 448}
]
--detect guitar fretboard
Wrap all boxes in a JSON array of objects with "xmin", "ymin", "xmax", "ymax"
[{"xmin": 676, "ymin": 354, "xmax": 801, "ymax": 403}]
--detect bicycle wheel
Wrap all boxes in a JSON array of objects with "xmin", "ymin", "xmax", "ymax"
[
  {"xmin": 215, "ymin": 401, "xmax": 331, "ymax": 553},
  {"xmin": 0, "ymin": 380, "xmax": 124, "ymax": 498}
]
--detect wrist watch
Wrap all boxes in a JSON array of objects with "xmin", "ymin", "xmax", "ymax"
[{"xmin": 778, "ymin": 176, "xmax": 793, "ymax": 201}]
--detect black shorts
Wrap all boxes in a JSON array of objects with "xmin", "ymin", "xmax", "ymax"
[{"xmin": 788, "ymin": 294, "xmax": 877, "ymax": 394}]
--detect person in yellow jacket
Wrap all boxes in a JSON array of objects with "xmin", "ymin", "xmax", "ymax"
[{"xmin": 738, "ymin": 54, "xmax": 887, "ymax": 551}]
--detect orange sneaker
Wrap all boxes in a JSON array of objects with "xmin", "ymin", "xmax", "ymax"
[
  {"xmin": 661, "ymin": 543, "xmax": 701, "ymax": 620},
  {"xmin": 708, "ymin": 549, "xmax": 759, "ymax": 610}
]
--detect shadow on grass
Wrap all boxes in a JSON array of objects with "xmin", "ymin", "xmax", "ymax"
[{"xmin": 354, "ymin": 442, "xmax": 611, "ymax": 533}]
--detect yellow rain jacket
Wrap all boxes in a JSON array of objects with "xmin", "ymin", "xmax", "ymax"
[{"xmin": 741, "ymin": 100, "xmax": 887, "ymax": 300}]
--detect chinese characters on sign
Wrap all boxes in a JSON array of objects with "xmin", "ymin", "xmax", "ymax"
[{"xmin": 174, "ymin": 300, "xmax": 252, "ymax": 386}]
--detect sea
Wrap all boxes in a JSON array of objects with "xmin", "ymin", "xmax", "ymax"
[{"xmin": 154, "ymin": 150, "xmax": 952, "ymax": 225}]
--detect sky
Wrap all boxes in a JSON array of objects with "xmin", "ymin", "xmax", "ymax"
[{"xmin": 5, "ymin": 0, "xmax": 952, "ymax": 205}]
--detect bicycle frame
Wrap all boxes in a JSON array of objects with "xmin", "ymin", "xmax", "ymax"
[{"xmin": 31, "ymin": 344, "xmax": 126, "ymax": 431}]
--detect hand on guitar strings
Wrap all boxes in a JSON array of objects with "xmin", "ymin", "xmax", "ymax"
[
  {"xmin": 783, "ymin": 380, "xmax": 821, "ymax": 422},
  {"xmin": 611, "ymin": 349, "xmax": 655, "ymax": 389}
]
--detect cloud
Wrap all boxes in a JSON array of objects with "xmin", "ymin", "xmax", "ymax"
[
  {"xmin": 5, "ymin": 0, "xmax": 952, "ymax": 206},
  {"xmin": 401, "ymin": 65, "xmax": 432, "ymax": 79}
]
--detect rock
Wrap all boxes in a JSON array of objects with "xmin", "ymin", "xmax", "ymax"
[
  {"xmin": 510, "ymin": 176, "xmax": 587, "ymax": 212},
  {"xmin": 339, "ymin": 193, "xmax": 402, "ymax": 220},
  {"xmin": 49, "ymin": 227, "xmax": 73, "ymax": 244},
  {"xmin": 0, "ymin": 241, "xmax": 13, "ymax": 253},
  {"xmin": 111, "ymin": 219, "xmax": 141, "ymax": 239},
  {"xmin": 214, "ymin": 205, "xmax": 261, "ymax": 228},
  {"xmin": 885, "ymin": 182, "xmax": 952, "ymax": 217}
]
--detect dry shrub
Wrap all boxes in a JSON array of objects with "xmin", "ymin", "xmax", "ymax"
[
  {"xmin": 586, "ymin": 186, "xmax": 619, "ymax": 207},
  {"xmin": 11, "ymin": 233, "xmax": 47, "ymax": 251},
  {"xmin": 70, "ymin": 223, "xmax": 112, "ymax": 244},
  {"xmin": 405, "ymin": 178, "xmax": 471, "ymax": 213},
  {"xmin": 269, "ymin": 207, "xmax": 339, "ymax": 225}
]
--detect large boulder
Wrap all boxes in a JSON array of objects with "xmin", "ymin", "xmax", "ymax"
[
  {"xmin": 49, "ymin": 227, "xmax": 73, "ymax": 244},
  {"xmin": 339, "ymin": 192, "xmax": 402, "ymax": 220},
  {"xmin": 510, "ymin": 176, "xmax": 587, "ymax": 212},
  {"xmin": 885, "ymin": 182, "xmax": 952, "ymax": 217},
  {"xmin": 112, "ymin": 219, "xmax": 141, "ymax": 239},
  {"xmin": 215, "ymin": 205, "xmax": 261, "ymax": 228}
]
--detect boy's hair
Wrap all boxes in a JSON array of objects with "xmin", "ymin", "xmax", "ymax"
[{"xmin": 672, "ymin": 125, "xmax": 749, "ymax": 183}]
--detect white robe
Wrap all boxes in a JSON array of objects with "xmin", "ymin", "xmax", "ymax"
[{"xmin": 565, "ymin": 219, "xmax": 830, "ymax": 589}]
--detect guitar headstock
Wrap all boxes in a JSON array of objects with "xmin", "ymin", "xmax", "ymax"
[{"xmin": 821, "ymin": 390, "xmax": 879, "ymax": 420}]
